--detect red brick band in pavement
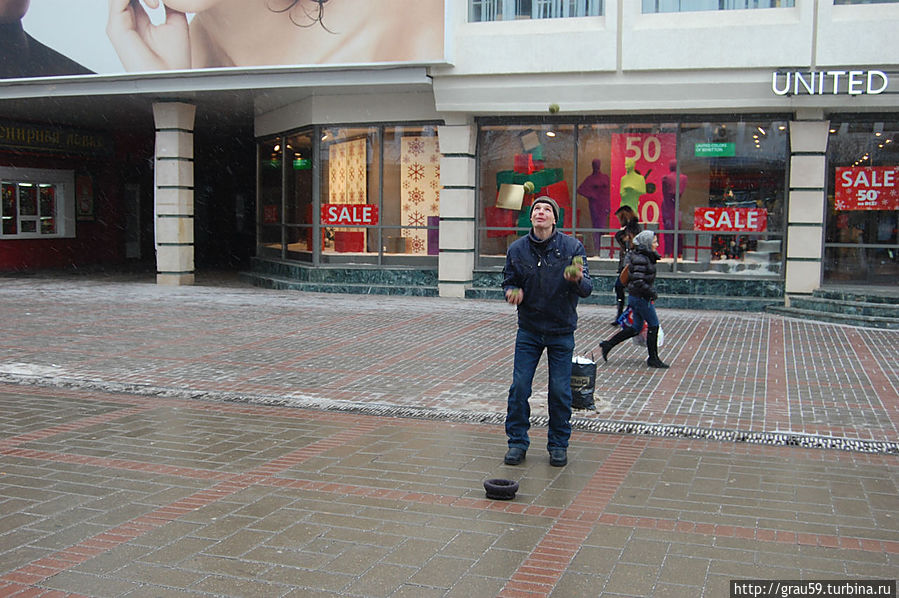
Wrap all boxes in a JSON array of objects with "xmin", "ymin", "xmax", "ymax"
[
  {"xmin": 765, "ymin": 318, "xmax": 791, "ymax": 432},
  {"xmin": 846, "ymin": 327, "xmax": 899, "ymax": 434},
  {"xmin": 3, "ymin": 388, "xmax": 898, "ymax": 597},
  {"xmin": 499, "ymin": 439, "xmax": 647, "ymax": 598},
  {"xmin": 0, "ymin": 406, "xmax": 155, "ymax": 451}
]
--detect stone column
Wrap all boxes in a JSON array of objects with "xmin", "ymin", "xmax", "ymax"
[
  {"xmin": 437, "ymin": 121, "xmax": 477, "ymax": 298},
  {"xmin": 784, "ymin": 115, "xmax": 830, "ymax": 296},
  {"xmin": 152, "ymin": 102, "xmax": 196, "ymax": 286}
]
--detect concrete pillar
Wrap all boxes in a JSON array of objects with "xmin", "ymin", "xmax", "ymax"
[
  {"xmin": 437, "ymin": 121, "xmax": 477, "ymax": 298},
  {"xmin": 153, "ymin": 102, "xmax": 196, "ymax": 286},
  {"xmin": 784, "ymin": 117, "xmax": 830, "ymax": 296}
]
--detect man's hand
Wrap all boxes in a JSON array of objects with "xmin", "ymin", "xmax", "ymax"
[
  {"xmin": 107, "ymin": 0, "xmax": 191, "ymax": 72},
  {"xmin": 563, "ymin": 264, "xmax": 583, "ymax": 283},
  {"xmin": 563, "ymin": 256, "xmax": 584, "ymax": 283},
  {"xmin": 505, "ymin": 288, "xmax": 524, "ymax": 305}
]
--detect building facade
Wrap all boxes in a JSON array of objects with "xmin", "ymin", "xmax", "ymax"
[{"xmin": 1, "ymin": 0, "xmax": 896, "ymax": 303}]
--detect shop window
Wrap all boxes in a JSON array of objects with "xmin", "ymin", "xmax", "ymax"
[
  {"xmin": 642, "ymin": 0, "xmax": 793, "ymax": 12},
  {"xmin": 477, "ymin": 119, "xmax": 787, "ymax": 277},
  {"xmin": 257, "ymin": 123, "xmax": 441, "ymax": 265},
  {"xmin": 470, "ymin": 0, "xmax": 602, "ymax": 21},
  {"xmin": 675, "ymin": 120, "xmax": 786, "ymax": 275},
  {"xmin": 381, "ymin": 126, "xmax": 441, "ymax": 257},
  {"xmin": 0, "ymin": 168, "xmax": 74, "ymax": 239},
  {"xmin": 285, "ymin": 129, "xmax": 313, "ymax": 261},
  {"xmin": 478, "ymin": 124, "xmax": 576, "ymax": 259},
  {"xmin": 257, "ymin": 138, "xmax": 283, "ymax": 259},
  {"xmin": 823, "ymin": 119, "xmax": 899, "ymax": 285},
  {"xmin": 320, "ymin": 126, "xmax": 380, "ymax": 258}
]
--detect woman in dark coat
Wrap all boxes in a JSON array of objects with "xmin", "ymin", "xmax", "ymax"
[
  {"xmin": 600, "ymin": 230, "xmax": 668, "ymax": 368},
  {"xmin": 610, "ymin": 205, "xmax": 641, "ymax": 325}
]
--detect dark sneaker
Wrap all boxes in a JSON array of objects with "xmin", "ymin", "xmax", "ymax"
[
  {"xmin": 549, "ymin": 448, "xmax": 567, "ymax": 467},
  {"xmin": 504, "ymin": 447, "xmax": 526, "ymax": 465}
]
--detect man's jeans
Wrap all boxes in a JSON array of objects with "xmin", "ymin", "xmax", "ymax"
[
  {"xmin": 627, "ymin": 295, "xmax": 660, "ymax": 331},
  {"xmin": 506, "ymin": 328, "xmax": 575, "ymax": 451}
]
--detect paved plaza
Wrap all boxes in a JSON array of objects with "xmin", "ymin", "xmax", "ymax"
[{"xmin": 0, "ymin": 272, "xmax": 897, "ymax": 597}]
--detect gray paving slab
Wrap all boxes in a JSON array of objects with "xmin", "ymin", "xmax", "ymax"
[{"xmin": 0, "ymin": 273, "xmax": 897, "ymax": 597}]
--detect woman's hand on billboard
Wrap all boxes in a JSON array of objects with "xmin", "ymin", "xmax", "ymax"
[{"xmin": 107, "ymin": 0, "xmax": 191, "ymax": 71}]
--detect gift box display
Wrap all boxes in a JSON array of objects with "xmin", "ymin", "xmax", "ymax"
[{"xmin": 490, "ymin": 137, "xmax": 576, "ymax": 238}]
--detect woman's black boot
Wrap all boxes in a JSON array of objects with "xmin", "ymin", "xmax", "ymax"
[
  {"xmin": 610, "ymin": 296, "xmax": 625, "ymax": 326},
  {"xmin": 646, "ymin": 326, "xmax": 669, "ymax": 368},
  {"xmin": 600, "ymin": 327, "xmax": 638, "ymax": 362}
]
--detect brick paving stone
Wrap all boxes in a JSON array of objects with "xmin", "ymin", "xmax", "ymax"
[{"xmin": 0, "ymin": 276, "xmax": 898, "ymax": 596}]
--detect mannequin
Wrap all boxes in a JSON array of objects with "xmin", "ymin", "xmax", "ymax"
[
  {"xmin": 577, "ymin": 158, "xmax": 610, "ymax": 252},
  {"xmin": 660, "ymin": 160, "xmax": 687, "ymax": 257},
  {"xmin": 619, "ymin": 158, "xmax": 646, "ymax": 213}
]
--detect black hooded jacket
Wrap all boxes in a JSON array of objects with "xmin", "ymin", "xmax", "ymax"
[{"xmin": 624, "ymin": 247, "xmax": 659, "ymax": 301}]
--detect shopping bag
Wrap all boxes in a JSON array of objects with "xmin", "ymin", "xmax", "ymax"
[
  {"xmin": 616, "ymin": 306, "xmax": 633, "ymax": 329},
  {"xmin": 619, "ymin": 306, "xmax": 663, "ymax": 347},
  {"xmin": 632, "ymin": 323, "xmax": 648, "ymax": 346},
  {"xmin": 632, "ymin": 324, "xmax": 664, "ymax": 347},
  {"xmin": 570, "ymin": 352, "xmax": 597, "ymax": 410}
]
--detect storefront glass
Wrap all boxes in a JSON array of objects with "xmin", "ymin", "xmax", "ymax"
[
  {"xmin": 257, "ymin": 138, "xmax": 283, "ymax": 259},
  {"xmin": 823, "ymin": 118, "xmax": 899, "ymax": 285},
  {"xmin": 256, "ymin": 123, "xmax": 440, "ymax": 265},
  {"xmin": 0, "ymin": 168, "xmax": 74, "ymax": 239},
  {"xmin": 477, "ymin": 118, "xmax": 787, "ymax": 277},
  {"xmin": 285, "ymin": 129, "xmax": 313, "ymax": 262}
]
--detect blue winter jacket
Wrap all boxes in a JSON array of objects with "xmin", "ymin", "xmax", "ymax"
[{"xmin": 502, "ymin": 229, "xmax": 593, "ymax": 335}]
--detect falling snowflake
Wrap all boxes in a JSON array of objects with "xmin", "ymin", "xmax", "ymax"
[{"xmin": 407, "ymin": 163, "xmax": 425, "ymax": 181}]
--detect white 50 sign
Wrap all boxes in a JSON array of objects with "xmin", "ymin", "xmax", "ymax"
[{"xmin": 610, "ymin": 133, "xmax": 676, "ymax": 226}]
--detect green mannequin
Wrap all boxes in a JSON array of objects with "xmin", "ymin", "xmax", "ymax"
[{"xmin": 619, "ymin": 158, "xmax": 646, "ymax": 212}]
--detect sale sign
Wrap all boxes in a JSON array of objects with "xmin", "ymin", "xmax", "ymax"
[
  {"xmin": 834, "ymin": 166, "xmax": 899, "ymax": 211},
  {"xmin": 321, "ymin": 204, "xmax": 379, "ymax": 226},
  {"xmin": 610, "ymin": 133, "xmax": 676, "ymax": 226},
  {"xmin": 694, "ymin": 207, "xmax": 768, "ymax": 232}
]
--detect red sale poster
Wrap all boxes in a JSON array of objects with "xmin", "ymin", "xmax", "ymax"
[
  {"xmin": 610, "ymin": 133, "xmax": 676, "ymax": 225},
  {"xmin": 834, "ymin": 166, "xmax": 899, "ymax": 210},
  {"xmin": 693, "ymin": 207, "xmax": 768, "ymax": 232}
]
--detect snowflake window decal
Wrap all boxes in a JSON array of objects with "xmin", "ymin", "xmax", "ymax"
[
  {"xmin": 407, "ymin": 163, "xmax": 426, "ymax": 181},
  {"xmin": 409, "ymin": 188, "xmax": 425, "ymax": 205}
]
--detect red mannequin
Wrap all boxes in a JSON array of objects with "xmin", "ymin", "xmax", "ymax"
[{"xmin": 577, "ymin": 159, "xmax": 610, "ymax": 253}]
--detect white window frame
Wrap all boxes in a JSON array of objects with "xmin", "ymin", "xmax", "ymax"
[
  {"xmin": 0, "ymin": 167, "xmax": 75, "ymax": 239},
  {"xmin": 641, "ymin": 0, "xmax": 794, "ymax": 12},
  {"xmin": 470, "ymin": 0, "xmax": 601, "ymax": 21}
]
